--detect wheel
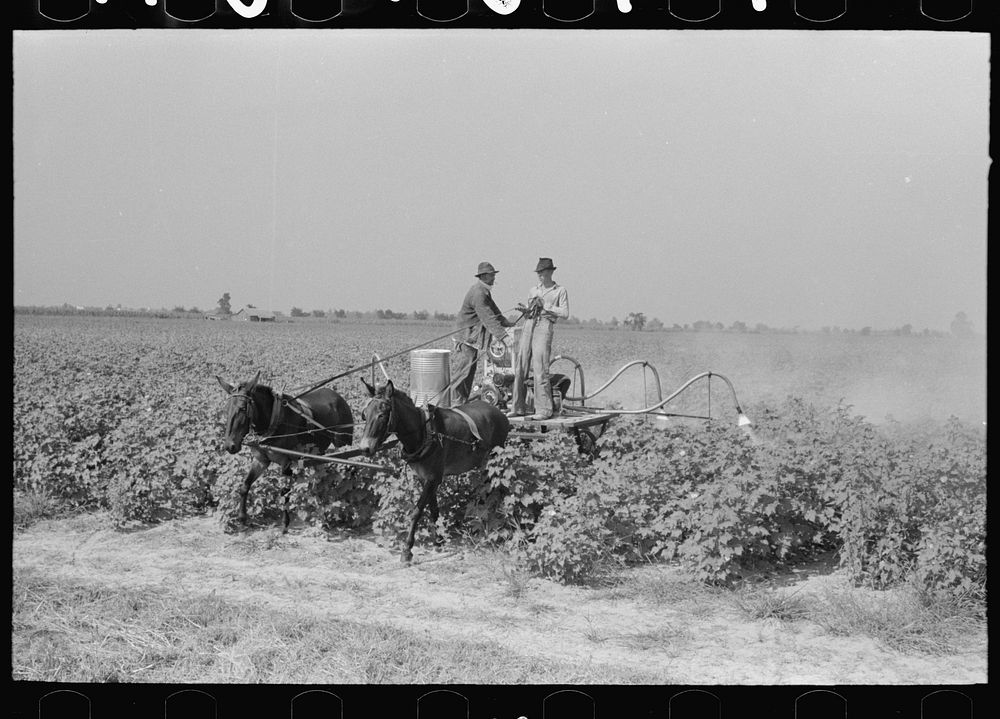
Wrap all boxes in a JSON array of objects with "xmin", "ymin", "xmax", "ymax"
[
  {"xmin": 574, "ymin": 428, "xmax": 599, "ymax": 459},
  {"xmin": 481, "ymin": 386, "xmax": 500, "ymax": 406},
  {"xmin": 488, "ymin": 338, "xmax": 507, "ymax": 361}
]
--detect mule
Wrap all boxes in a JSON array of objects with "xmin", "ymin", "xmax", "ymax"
[
  {"xmin": 216, "ymin": 371, "xmax": 354, "ymax": 531},
  {"xmin": 359, "ymin": 378, "xmax": 510, "ymax": 562}
]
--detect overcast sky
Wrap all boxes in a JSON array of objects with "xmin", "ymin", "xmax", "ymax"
[{"xmin": 13, "ymin": 29, "xmax": 988, "ymax": 331}]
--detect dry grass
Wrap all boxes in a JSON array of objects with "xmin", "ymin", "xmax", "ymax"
[
  {"xmin": 13, "ymin": 488, "xmax": 63, "ymax": 530},
  {"xmin": 499, "ymin": 565, "xmax": 533, "ymax": 600},
  {"xmin": 809, "ymin": 583, "xmax": 985, "ymax": 656},
  {"xmin": 11, "ymin": 566, "xmax": 661, "ymax": 684},
  {"xmin": 617, "ymin": 623, "xmax": 693, "ymax": 651},
  {"xmin": 604, "ymin": 564, "xmax": 724, "ymax": 616},
  {"xmin": 607, "ymin": 563, "xmax": 983, "ymax": 659},
  {"xmin": 725, "ymin": 575, "xmax": 984, "ymax": 657},
  {"xmin": 731, "ymin": 583, "xmax": 812, "ymax": 623}
]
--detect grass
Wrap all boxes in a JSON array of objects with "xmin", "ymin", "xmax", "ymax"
[
  {"xmin": 14, "ymin": 488, "xmax": 63, "ymax": 530},
  {"xmin": 605, "ymin": 564, "xmax": 724, "ymax": 616},
  {"xmin": 499, "ymin": 565, "xmax": 533, "ymax": 600},
  {"xmin": 731, "ymin": 583, "xmax": 812, "ymax": 622},
  {"xmin": 606, "ymin": 562, "xmax": 983, "ymax": 659},
  {"xmin": 11, "ymin": 566, "xmax": 664, "ymax": 684},
  {"xmin": 725, "ymin": 576, "xmax": 984, "ymax": 656},
  {"xmin": 618, "ymin": 624, "xmax": 693, "ymax": 652},
  {"xmin": 810, "ymin": 583, "xmax": 985, "ymax": 656}
]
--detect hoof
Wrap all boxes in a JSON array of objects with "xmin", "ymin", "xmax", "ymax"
[{"xmin": 401, "ymin": 551, "xmax": 413, "ymax": 564}]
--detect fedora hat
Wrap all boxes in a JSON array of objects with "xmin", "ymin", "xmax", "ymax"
[
  {"xmin": 535, "ymin": 257, "xmax": 557, "ymax": 273},
  {"xmin": 476, "ymin": 261, "xmax": 499, "ymax": 276}
]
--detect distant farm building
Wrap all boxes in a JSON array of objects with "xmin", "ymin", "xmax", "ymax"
[{"xmin": 232, "ymin": 306, "xmax": 276, "ymax": 322}]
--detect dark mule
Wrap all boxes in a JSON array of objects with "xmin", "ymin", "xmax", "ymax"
[
  {"xmin": 216, "ymin": 371, "xmax": 354, "ymax": 531},
  {"xmin": 359, "ymin": 378, "xmax": 510, "ymax": 562}
]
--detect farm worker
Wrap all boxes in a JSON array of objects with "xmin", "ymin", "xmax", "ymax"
[
  {"xmin": 450, "ymin": 261, "xmax": 516, "ymax": 406},
  {"xmin": 510, "ymin": 257, "xmax": 569, "ymax": 420}
]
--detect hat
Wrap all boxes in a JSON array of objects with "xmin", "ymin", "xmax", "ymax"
[
  {"xmin": 476, "ymin": 261, "xmax": 499, "ymax": 276},
  {"xmin": 535, "ymin": 257, "xmax": 557, "ymax": 273}
]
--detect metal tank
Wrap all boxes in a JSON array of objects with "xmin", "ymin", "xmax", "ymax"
[{"xmin": 409, "ymin": 348, "xmax": 452, "ymax": 407}]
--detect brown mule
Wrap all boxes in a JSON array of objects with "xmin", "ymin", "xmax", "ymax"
[
  {"xmin": 217, "ymin": 371, "xmax": 354, "ymax": 531},
  {"xmin": 359, "ymin": 378, "xmax": 510, "ymax": 562}
]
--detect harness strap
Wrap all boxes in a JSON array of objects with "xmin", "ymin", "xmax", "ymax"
[
  {"xmin": 399, "ymin": 407, "xmax": 439, "ymax": 462},
  {"xmin": 450, "ymin": 407, "xmax": 483, "ymax": 443},
  {"xmin": 266, "ymin": 392, "xmax": 321, "ymax": 437},
  {"xmin": 266, "ymin": 391, "xmax": 284, "ymax": 435}
]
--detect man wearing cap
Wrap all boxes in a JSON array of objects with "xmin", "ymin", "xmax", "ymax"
[
  {"xmin": 450, "ymin": 261, "xmax": 515, "ymax": 406},
  {"xmin": 510, "ymin": 258, "xmax": 569, "ymax": 420}
]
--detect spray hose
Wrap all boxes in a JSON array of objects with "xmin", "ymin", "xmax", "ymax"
[{"xmin": 551, "ymin": 356, "xmax": 751, "ymax": 426}]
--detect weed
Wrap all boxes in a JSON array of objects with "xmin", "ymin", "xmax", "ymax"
[
  {"xmin": 582, "ymin": 616, "xmax": 609, "ymax": 644},
  {"xmin": 500, "ymin": 565, "xmax": 533, "ymax": 600},
  {"xmin": 619, "ymin": 623, "xmax": 693, "ymax": 651},
  {"xmin": 810, "ymin": 583, "xmax": 984, "ymax": 655},
  {"xmin": 732, "ymin": 584, "xmax": 811, "ymax": 622},
  {"xmin": 14, "ymin": 488, "xmax": 60, "ymax": 530}
]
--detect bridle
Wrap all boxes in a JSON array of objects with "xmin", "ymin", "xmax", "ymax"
[
  {"xmin": 361, "ymin": 395, "xmax": 396, "ymax": 450},
  {"xmin": 225, "ymin": 387, "xmax": 260, "ymax": 443}
]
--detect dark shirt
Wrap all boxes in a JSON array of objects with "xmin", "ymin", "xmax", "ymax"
[{"xmin": 455, "ymin": 280, "xmax": 512, "ymax": 349}]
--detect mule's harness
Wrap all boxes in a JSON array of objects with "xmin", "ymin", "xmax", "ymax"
[
  {"xmin": 367, "ymin": 397, "xmax": 484, "ymax": 463},
  {"xmin": 231, "ymin": 388, "xmax": 352, "ymax": 445}
]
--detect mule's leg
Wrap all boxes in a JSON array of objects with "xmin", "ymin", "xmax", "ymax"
[
  {"xmin": 427, "ymin": 484, "xmax": 445, "ymax": 548},
  {"xmin": 238, "ymin": 458, "xmax": 270, "ymax": 526},
  {"xmin": 402, "ymin": 478, "xmax": 440, "ymax": 563},
  {"xmin": 280, "ymin": 465, "xmax": 295, "ymax": 534}
]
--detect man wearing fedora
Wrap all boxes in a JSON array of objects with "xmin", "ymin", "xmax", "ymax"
[
  {"xmin": 450, "ymin": 261, "xmax": 515, "ymax": 406},
  {"xmin": 510, "ymin": 257, "xmax": 569, "ymax": 420}
]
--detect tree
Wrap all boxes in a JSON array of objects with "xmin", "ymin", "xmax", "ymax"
[
  {"xmin": 217, "ymin": 292, "xmax": 232, "ymax": 315},
  {"xmin": 624, "ymin": 312, "xmax": 646, "ymax": 331},
  {"xmin": 311, "ymin": 309, "xmax": 326, "ymax": 318},
  {"xmin": 290, "ymin": 307, "xmax": 307, "ymax": 317},
  {"xmin": 950, "ymin": 312, "xmax": 974, "ymax": 338}
]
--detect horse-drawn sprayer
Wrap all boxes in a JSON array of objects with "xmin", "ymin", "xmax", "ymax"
[{"xmin": 216, "ymin": 321, "xmax": 753, "ymax": 561}]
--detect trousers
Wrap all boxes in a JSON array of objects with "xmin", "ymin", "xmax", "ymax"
[
  {"xmin": 511, "ymin": 318, "xmax": 554, "ymax": 416},
  {"xmin": 450, "ymin": 343, "xmax": 479, "ymax": 406}
]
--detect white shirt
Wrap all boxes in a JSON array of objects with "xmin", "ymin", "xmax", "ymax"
[{"xmin": 527, "ymin": 282, "xmax": 569, "ymax": 322}]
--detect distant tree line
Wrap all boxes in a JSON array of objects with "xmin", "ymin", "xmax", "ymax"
[{"xmin": 14, "ymin": 301, "xmax": 974, "ymax": 338}]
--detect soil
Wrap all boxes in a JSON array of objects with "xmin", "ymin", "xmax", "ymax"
[{"xmin": 12, "ymin": 512, "xmax": 986, "ymax": 685}]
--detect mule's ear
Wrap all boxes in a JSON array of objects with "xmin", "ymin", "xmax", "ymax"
[
  {"xmin": 360, "ymin": 377, "xmax": 375, "ymax": 397},
  {"xmin": 385, "ymin": 379, "xmax": 395, "ymax": 396},
  {"xmin": 216, "ymin": 376, "xmax": 235, "ymax": 394},
  {"xmin": 248, "ymin": 370, "xmax": 261, "ymax": 390}
]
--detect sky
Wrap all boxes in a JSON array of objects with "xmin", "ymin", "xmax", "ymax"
[{"xmin": 13, "ymin": 29, "xmax": 989, "ymax": 332}]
